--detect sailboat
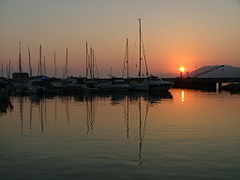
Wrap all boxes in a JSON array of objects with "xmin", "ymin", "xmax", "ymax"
[
  {"xmin": 130, "ymin": 18, "xmax": 149, "ymax": 91},
  {"xmin": 110, "ymin": 38, "xmax": 130, "ymax": 91},
  {"xmin": 97, "ymin": 39, "xmax": 131, "ymax": 92},
  {"xmin": 130, "ymin": 18, "xmax": 173, "ymax": 92},
  {"xmin": 82, "ymin": 42, "xmax": 99, "ymax": 92}
]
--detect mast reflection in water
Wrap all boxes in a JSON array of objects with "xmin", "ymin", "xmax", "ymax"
[{"xmin": 1, "ymin": 89, "xmax": 240, "ymax": 180}]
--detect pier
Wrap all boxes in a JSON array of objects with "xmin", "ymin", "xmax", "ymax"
[{"xmin": 163, "ymin": 77, "xmax": 240, "ymax": 91}]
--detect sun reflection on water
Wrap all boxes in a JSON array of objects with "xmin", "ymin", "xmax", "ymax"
[{"xmin": 181, "ymin": 90, "xmax": 185, "ymax": 102}]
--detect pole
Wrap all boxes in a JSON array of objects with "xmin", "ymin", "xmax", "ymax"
[
  {"xmin": 138, "ymin": 18, "xmax": 142, "ymax": 79},
  {"xmin": 44, "ymin": 56, "xmax": 46, "ymax": 76},
  {"xmin": 37, "ymin": 60, "xmax": 39, "ymax": 76},
  {"xmin": 8, "ymin": 60, "xmax": 11, "ymax": 79},
  {"xmin": 126, "ymin": 38, "xmax": 129, "ymax": 79},
  {"xmin": 1, "ymin": 64, "xmax": 3, "ymax": 77},
  {"xmin": 19, "ymin": 41, "xmax": 22, "ymax": 73},
  {"xmin": 54, "ymin": 51, "xmax": 57, "ymax": 77},
  {"xmin": 92, "ymin": 49, "xmax": 95, "ymax": 79},
  {"xmin": 85, "ymin": 42, "xmax": 88, "ymax": 79},
  {"xmin": 65, "ymin": 48, "xmax": 68, "ymax": 78},
  {"xmin": 6, "ymin": 64, "xmax": 8, "ymax": 78},
  {"xmin": 90, "ymin": 48, "xmax": 92, "ymax": 79},
  {"xmin": 39, "ymin": 45, "xmax": 42, "ymax": 76},
  {"xmin": 28, "ymin": 46, "xmax": 32, "ymax": 77}
]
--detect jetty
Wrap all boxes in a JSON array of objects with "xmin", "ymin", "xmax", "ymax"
[{"xmin": 163, "ymin": 77, "xmax": 240, "ymax": 91}]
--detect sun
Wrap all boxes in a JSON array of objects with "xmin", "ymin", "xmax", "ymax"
[{"xmin": 179, "ymin": 66, "xmax": 185, "ymax": 73}]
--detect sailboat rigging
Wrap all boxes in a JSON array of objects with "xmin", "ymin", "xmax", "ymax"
[
  {"xmin": 130, "ymin": 18, "xmax": 173, "ymax": 92},
  {"xmin": 28, "ymin": 46, "xmax": 32, "ymax": 77}
]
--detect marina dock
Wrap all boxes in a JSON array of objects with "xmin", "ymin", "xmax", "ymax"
[{"xmin": 163, "ymin": 77, "xmax": 240, "ymax": 91}]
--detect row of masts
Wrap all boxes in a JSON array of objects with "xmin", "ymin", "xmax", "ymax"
[
  {"xmin": 1, "ymin": 60, "xmax": 12, "ymax": 79},
  {"xmin": 0, "ymin": 42, "xmax": 60, "ymax": 78},
  {"xmin": 1, "ymin": 40, "xmax": 128, "ymax": 79},
  {"xmin": 2, "ymin": 42, "xmax": 84, "ymax": 79},
  {"xmin": 1, "ymin": 18, "xmax": 147, "ymax": 79},
  {"xmin": 85, "ymin": 42, "xmax": 100, "ymax": 79},
  {"xmin": 37, "ymin": 44, "xmax": 58, "ymax": 77},
  {"xmin": 123, "ymin": 18, "xmax": 148, "ymax": 79},
  {"xmin": 1, "ymin": 38, "xmax": 136, "ymax": 79}
]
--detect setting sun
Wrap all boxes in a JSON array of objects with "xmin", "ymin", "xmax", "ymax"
[{"xmin": 179, "ymin": 66, "xmax": 185, "ymax": 73}]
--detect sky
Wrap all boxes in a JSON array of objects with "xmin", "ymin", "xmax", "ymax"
[{"xmin": 0, "ymin": 0, "xmax": 240, "ymax": 77}]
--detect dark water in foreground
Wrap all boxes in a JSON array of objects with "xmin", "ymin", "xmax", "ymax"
[{"xmin": 0, "ymin": 89, "xmax": 240, "ymax": 180}]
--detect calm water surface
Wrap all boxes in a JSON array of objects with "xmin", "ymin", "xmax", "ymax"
[{"xmin": 0, "ymin": 89, "xmax": 240, "ymax": 180}]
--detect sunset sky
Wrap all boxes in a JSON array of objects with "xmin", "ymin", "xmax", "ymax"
[{"xmin": 0, "ymin": 0, "xmax": 240, "ymax": 77}]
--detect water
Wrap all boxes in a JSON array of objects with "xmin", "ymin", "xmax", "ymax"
[{"xmin": 0, "ymin": 89, "xmax": 240, "ymax": 180}]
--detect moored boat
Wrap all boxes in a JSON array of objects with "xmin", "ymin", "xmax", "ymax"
[
  {"xmin": 28, "ymin": 78, "xmax": 45, "ymax": 94},
  {"xmin": 130, "ymin": 18, "xmax": 173, "ymax": 92},
  {"xmin": 148, "ymin": 76, "xmax": 173, "ymax": 92},
  {"xmin": 111, "ymin": 78, "xmax": 130, "ymax": 91},
  {"xmin": 82, "ymin": 80, "xmax": 99, "ymax": 92},
  {"xmin": 130, "ymin": 79, "xmax": 149, "ymax": 91}
]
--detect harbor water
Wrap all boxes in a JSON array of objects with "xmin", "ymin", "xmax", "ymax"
[{"xmin": 0, "ymin": 89, "xmax": 239, "ymax": 180}]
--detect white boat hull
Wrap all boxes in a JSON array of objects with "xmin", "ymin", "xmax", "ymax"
[{"xmin": 149, "ymin": 79, "xmax": 173, "ymax": 92}]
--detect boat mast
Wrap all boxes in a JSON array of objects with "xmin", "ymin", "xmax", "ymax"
[
  {"xmin": 95, "ymin": 56, "xmax": 100, "ymax": 79},
  {"xmin": 85, "ymin": 42, "xmax": 88, "ymax": 79},
  {"xmin": 28, "ymin": 46, "xmax": 32, "ymax": 77},
  {"xmin": 8, "ymin": 60, "xmax": 11, "ymax": 79},
  {"xmin": 91, "ymin": 48, "xmax": 93, "ymax": 79},
  {"xmin": 37, "ymin": 60, "xmax": 40, "ymax": 76},
  {"xmin": 65, "ymin": 48, "xmax": 68, "ymax": 78},
  {"xmin": 6, "ymin": 64, "xmax": 8, "ymax": 78},
  {"xmin": 43, "ymin": 56, "xmax": 46, "ymax": 76},
  {"xmin": 138, "ymin": 18, "xmax": 142, "ymax": 79},
  {"xmin": 126, "ymin": 38, "xmax": 129, "ymax": 79},
  {"xmin": 54, "ymin": 51, "xmax": 57, "ymax": 78},
  {"xmin": 1, "ymin": 64, "xmax": 3, "ymax": 77},
  {"xmin": 39, "ymin": 45, "xmax": 42, "ymax": 76},
  {"xmin": 122, "ymin": 38, "xmax": 129, "ymax": 79},
  {"xmin": 92, "ymin": 48, "xmax": 95, "ymax": 79},
  {"xmin": 89, "ymin": 47, "xmax": 93, "ymax": 79},
  {"xmin": 142, "ymin": 43, "xmax": 149, "ymax": 77},
  {"xmin": 19, "ymin": 41, "xmax": 22, "ymax": 73}
]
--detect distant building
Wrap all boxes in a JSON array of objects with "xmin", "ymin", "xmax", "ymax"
[{"xmin": 12, "ymin": 72, "xmax": 29, "ymax": 82}]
